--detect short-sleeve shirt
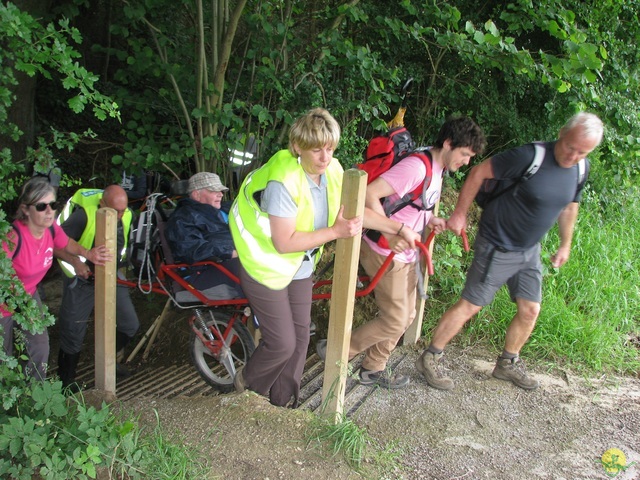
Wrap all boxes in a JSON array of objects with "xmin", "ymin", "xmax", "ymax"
[
  {"xmin": 2, "ymin": 221, "xmax": 69, "ymax": 317},
  {"xmin": 261, "ymin": 174, "xmax": 329, "ymax": 280},
  {"xmin": 363, "ymin": 153, "xmax": 444, "ymax": 263},
  {"xmin": 479, "ymin": 142, "xmax": 588, "ymax": 250}
]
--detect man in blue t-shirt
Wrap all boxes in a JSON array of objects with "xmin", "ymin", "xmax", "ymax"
[{"xmin": 417, "ymin": 112, "xmax": 604, "ymax": 391}]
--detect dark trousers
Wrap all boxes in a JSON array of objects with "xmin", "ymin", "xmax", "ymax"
[
  {"xmin": 0, "ymin": 291, "xmax": 48, "ymax": 380},
  {"xmin": 58, "ymin": 276, "xmax": 140, "ymax": 355},
  {"xmin": 240, "ymin": 266, "xmax": 312, "ymax": 407}
]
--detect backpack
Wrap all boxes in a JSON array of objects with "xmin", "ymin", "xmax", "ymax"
[
  {"xmin": 475, "ymin": 142, "xmax": 589, "ymax": 208},
  {"xmin": 357, "ymin": 126, "xmax": 434, "ymax": 217},
  {"xmin": 357, "ymin": 126, "xmax": 434, "ymax": 247}
]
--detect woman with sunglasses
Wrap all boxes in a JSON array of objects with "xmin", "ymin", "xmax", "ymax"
[{"xmin": 1, "ymin": 177, "xmax": 110, "ymax": 380}]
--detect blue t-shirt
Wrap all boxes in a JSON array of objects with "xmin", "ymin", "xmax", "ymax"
[{"xmin": 479, "ymin": 142, "xmax": 588, "ymax": 251}]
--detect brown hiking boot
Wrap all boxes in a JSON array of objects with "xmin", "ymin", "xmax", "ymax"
[
  {"xmin": 415, "ymin": 351, "xmax": 454, "ymax": 390},
  {"xmin": 492, "ymin": 357, "xmax": 539, "ymax": 390}
]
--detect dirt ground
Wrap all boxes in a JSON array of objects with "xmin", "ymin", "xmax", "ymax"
[{"xmin": 41, "ymin": 268, "xmax": 640, "ymax": 480}]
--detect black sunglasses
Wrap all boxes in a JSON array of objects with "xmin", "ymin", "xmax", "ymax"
[{"xmin": 31, "ymin": 201, "xmax": 60, "ymax": 212}]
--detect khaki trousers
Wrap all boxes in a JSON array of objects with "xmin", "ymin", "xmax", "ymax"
[{"xmin": 349, "ymin": 241, "xmax": 418, "ymax": 371}]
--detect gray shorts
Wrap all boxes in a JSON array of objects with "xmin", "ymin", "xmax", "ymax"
[{"xmin": 462, "ymin": 234, "xmax": 542, "ymax": 307}]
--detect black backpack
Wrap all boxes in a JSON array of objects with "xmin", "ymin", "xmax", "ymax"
[{"xmin": 475, "ymin": 142, "xmax": 588, "ymax": 208}]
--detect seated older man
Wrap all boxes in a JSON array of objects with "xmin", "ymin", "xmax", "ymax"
[{"xmin": 165, "ymin": 172, "xmax": 243, "ymax": 300}]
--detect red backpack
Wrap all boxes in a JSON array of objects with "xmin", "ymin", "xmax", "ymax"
[
  {"xmin": 357, "ymin": 126, "xmax": 433, "ymax": 247},
  {"xmin": 357, "ymin": 126, "xmax": 433, "ymax": 216}
]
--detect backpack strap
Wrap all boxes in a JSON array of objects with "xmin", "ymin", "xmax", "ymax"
[
  {"xmin": 9, "ymin": 225, "xmax": 22, "ymax": 259},
  {"xmin": 383, "ymin": 150, "xmax": 433, "ymax": 216},
  {"xmin": 9, "ymin": 224, "xmax": 55, "ymax": 260},
  {"xmin": 577, "ymin": 158, "xmax": 588, "ymax": 188},
  {"xmin": 364, "ymin": 150, "xmax": 434, "ymax": 248},
  {"xmin": 523, "ymin": 142, "xmax": 546, "ymax": 179},
  {"xmin": 484, "ymin": 142, "xmax": 546, "ymax": 205}
]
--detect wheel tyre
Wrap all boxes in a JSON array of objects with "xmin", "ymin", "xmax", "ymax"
[{"xmin": 189, "ymin": 310, "xmax": 255, "ymax": 393}]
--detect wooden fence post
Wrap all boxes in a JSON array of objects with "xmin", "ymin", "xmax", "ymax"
[
  {"xmin": 321, "ymin": 169, "xmax": 367, "ymax": 423},
  {"xmin": 94, "ymin": 207, "xmax": 117, "ymax": 395}
]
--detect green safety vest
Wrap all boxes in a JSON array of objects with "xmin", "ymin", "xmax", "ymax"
[
  {"xmin": 57, "ymin": 188, "xmax": 132, "ymax": 277},
  {"xmin": 230, "ymin": 149, "xmax": 343, "ymax": 290}
]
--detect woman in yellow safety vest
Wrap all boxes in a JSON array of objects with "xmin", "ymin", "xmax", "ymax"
[{"xmin": 229, "ymin": 108, "xmax": 363, "ymax": 407}]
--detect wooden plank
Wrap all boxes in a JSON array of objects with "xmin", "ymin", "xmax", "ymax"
[
  {"xmin": 142, "ymin": 298, "xmax": 172, "ymax": 361},
  {"xmin": 94, "ymin": 207, "xmax": 117, "ymax": 394},
  {"xmin": 321, "ymin": 169, "xmax": 367, "ymax": 423}
]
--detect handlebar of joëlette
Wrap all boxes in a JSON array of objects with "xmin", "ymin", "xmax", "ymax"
[{"xmin": 358, "ymin": 229, "xmax": 469, "ymax": 297}]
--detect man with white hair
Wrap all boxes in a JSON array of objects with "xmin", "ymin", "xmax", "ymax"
[
  {"xmin": 417, "ymin": 112, "xmax": 604, "ymax": 391},
  {"xmin": 165, "ymin": 172, "xmax": 242, "ymax": 298}
]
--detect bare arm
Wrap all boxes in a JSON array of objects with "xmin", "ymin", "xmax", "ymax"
[
  {"xmin": 270, "ymin": 205, "xmax": 362, "ymax": 254},
  {"xmin": 447, "ymin": 158, "xmax": 494, "ymax": 235},
  {"xmin": 551, "ymin": 202, "xmax": 579, "ymax": 268},
  {"xmin": 54, "ymin": 239, "xmax": 112, "ymax": 279}
]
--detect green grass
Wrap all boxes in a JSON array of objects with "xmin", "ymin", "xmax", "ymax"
[
  {"xmin": 306, "ymin": 366, "xmax": 402, "ymax": 477},
  {"xmin": 422, "ymin": 188, "xmax": 640, "ymax": 375},
  {"xmin": 306, "ymin": 412, "xmax": 402, "ymax": 477}
]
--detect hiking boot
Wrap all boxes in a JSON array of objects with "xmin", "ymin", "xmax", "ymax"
[
  {"xmin": 492, "ymin": 357, "xmax": 539, "ymax": 390},
  {"xmin": 316, "ymin": 339, "xmax": 327, "ymax": 361},
  {"xmin": 116, "ymin": 348, "xmax": 126, "ymax": 363},
  {"xmin": 415, "ymin": 351, "xmax": 454, "ymax": 390},
  {"xmin": 116, "ymin": 363, "xmax": 132, "ymax": 380},
  {"xmin": 234, "ymin": 366, "xmax": 246, "ymax": 393},
  {"xmin": 359, "ymin": 368, "xmax": 410, "ymax": 389}
]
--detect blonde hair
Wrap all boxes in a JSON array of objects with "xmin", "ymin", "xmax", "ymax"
[{"xmin": 288, "ymin": 108, "xmax": 340, "ymax": 156}]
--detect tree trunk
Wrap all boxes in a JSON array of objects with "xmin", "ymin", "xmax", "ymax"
[{"xmin": 3, "ymin": 0, "xmax": 53, "ymax": 164}]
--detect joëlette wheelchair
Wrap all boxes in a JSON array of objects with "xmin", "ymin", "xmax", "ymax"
[{"xmin": 119, "ymin": 193, "xmax": 457, "ymax": 393}]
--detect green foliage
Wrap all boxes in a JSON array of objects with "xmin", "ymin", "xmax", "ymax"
[
  {"xmin": 0, "ymin": 3, "xmax": 120, "ymax": 334},
  {"xmin": 335, "ymin": 118, "xmax": 369, "ymax": 169},
  {"xmin": 0, "ymin": 3, "xmax": 119, "ymax": 124},
  {"xmin": 0, "ymin": 357, "xmax": 209, "ymax": 479},
  {"xmin": 27, "ymin": 128, "xmax": 94, "ymax": 188}
]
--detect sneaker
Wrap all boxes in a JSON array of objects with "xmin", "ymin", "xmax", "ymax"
[
  {"xmin": 316, "ymin": 339, "xmax": 327, "ymax": 361},
  {"xmin": 415, "ymin": 351, "xmax": 454, "ymax": 390},
  {"xmin": 359, "ymin": 368, "xmax": 410, "ymax": 389},
  {"xmin": 234, "ymin": 366, "xmax": 246, "ymax": 393},
  {"xmin": 492, "ymin": 357, "xmax": 539, "ymax": 390}
]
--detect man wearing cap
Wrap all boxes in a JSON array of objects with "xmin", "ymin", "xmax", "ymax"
[{"xmin": 165, "ymin": 172, "xmax": 242, "ymax": 297}]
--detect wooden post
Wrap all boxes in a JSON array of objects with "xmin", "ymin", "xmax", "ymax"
[
  {"xmin": 321, "ymin": 169, "xmax": 367, "ymax": 423},
  {"xmin": 403, "ymin": 201, "xmax": 439, "ymax": 345},
  {"xmin": 94, "ymin": 207, "xmax": 117, "ymax": 394}
]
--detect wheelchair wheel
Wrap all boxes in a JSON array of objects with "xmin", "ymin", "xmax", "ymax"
[{"xmin": 189, "ymin": 309, "xmax": 255, "ymax": 393}]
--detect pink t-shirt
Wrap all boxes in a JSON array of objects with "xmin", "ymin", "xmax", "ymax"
[
  {"xmin": 363, "ymin": 154, "xmax": 444, "ymax": 263},
  {"xmin": 1, "ymin": 221, "xmax": 69, "ymax": 317}
]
